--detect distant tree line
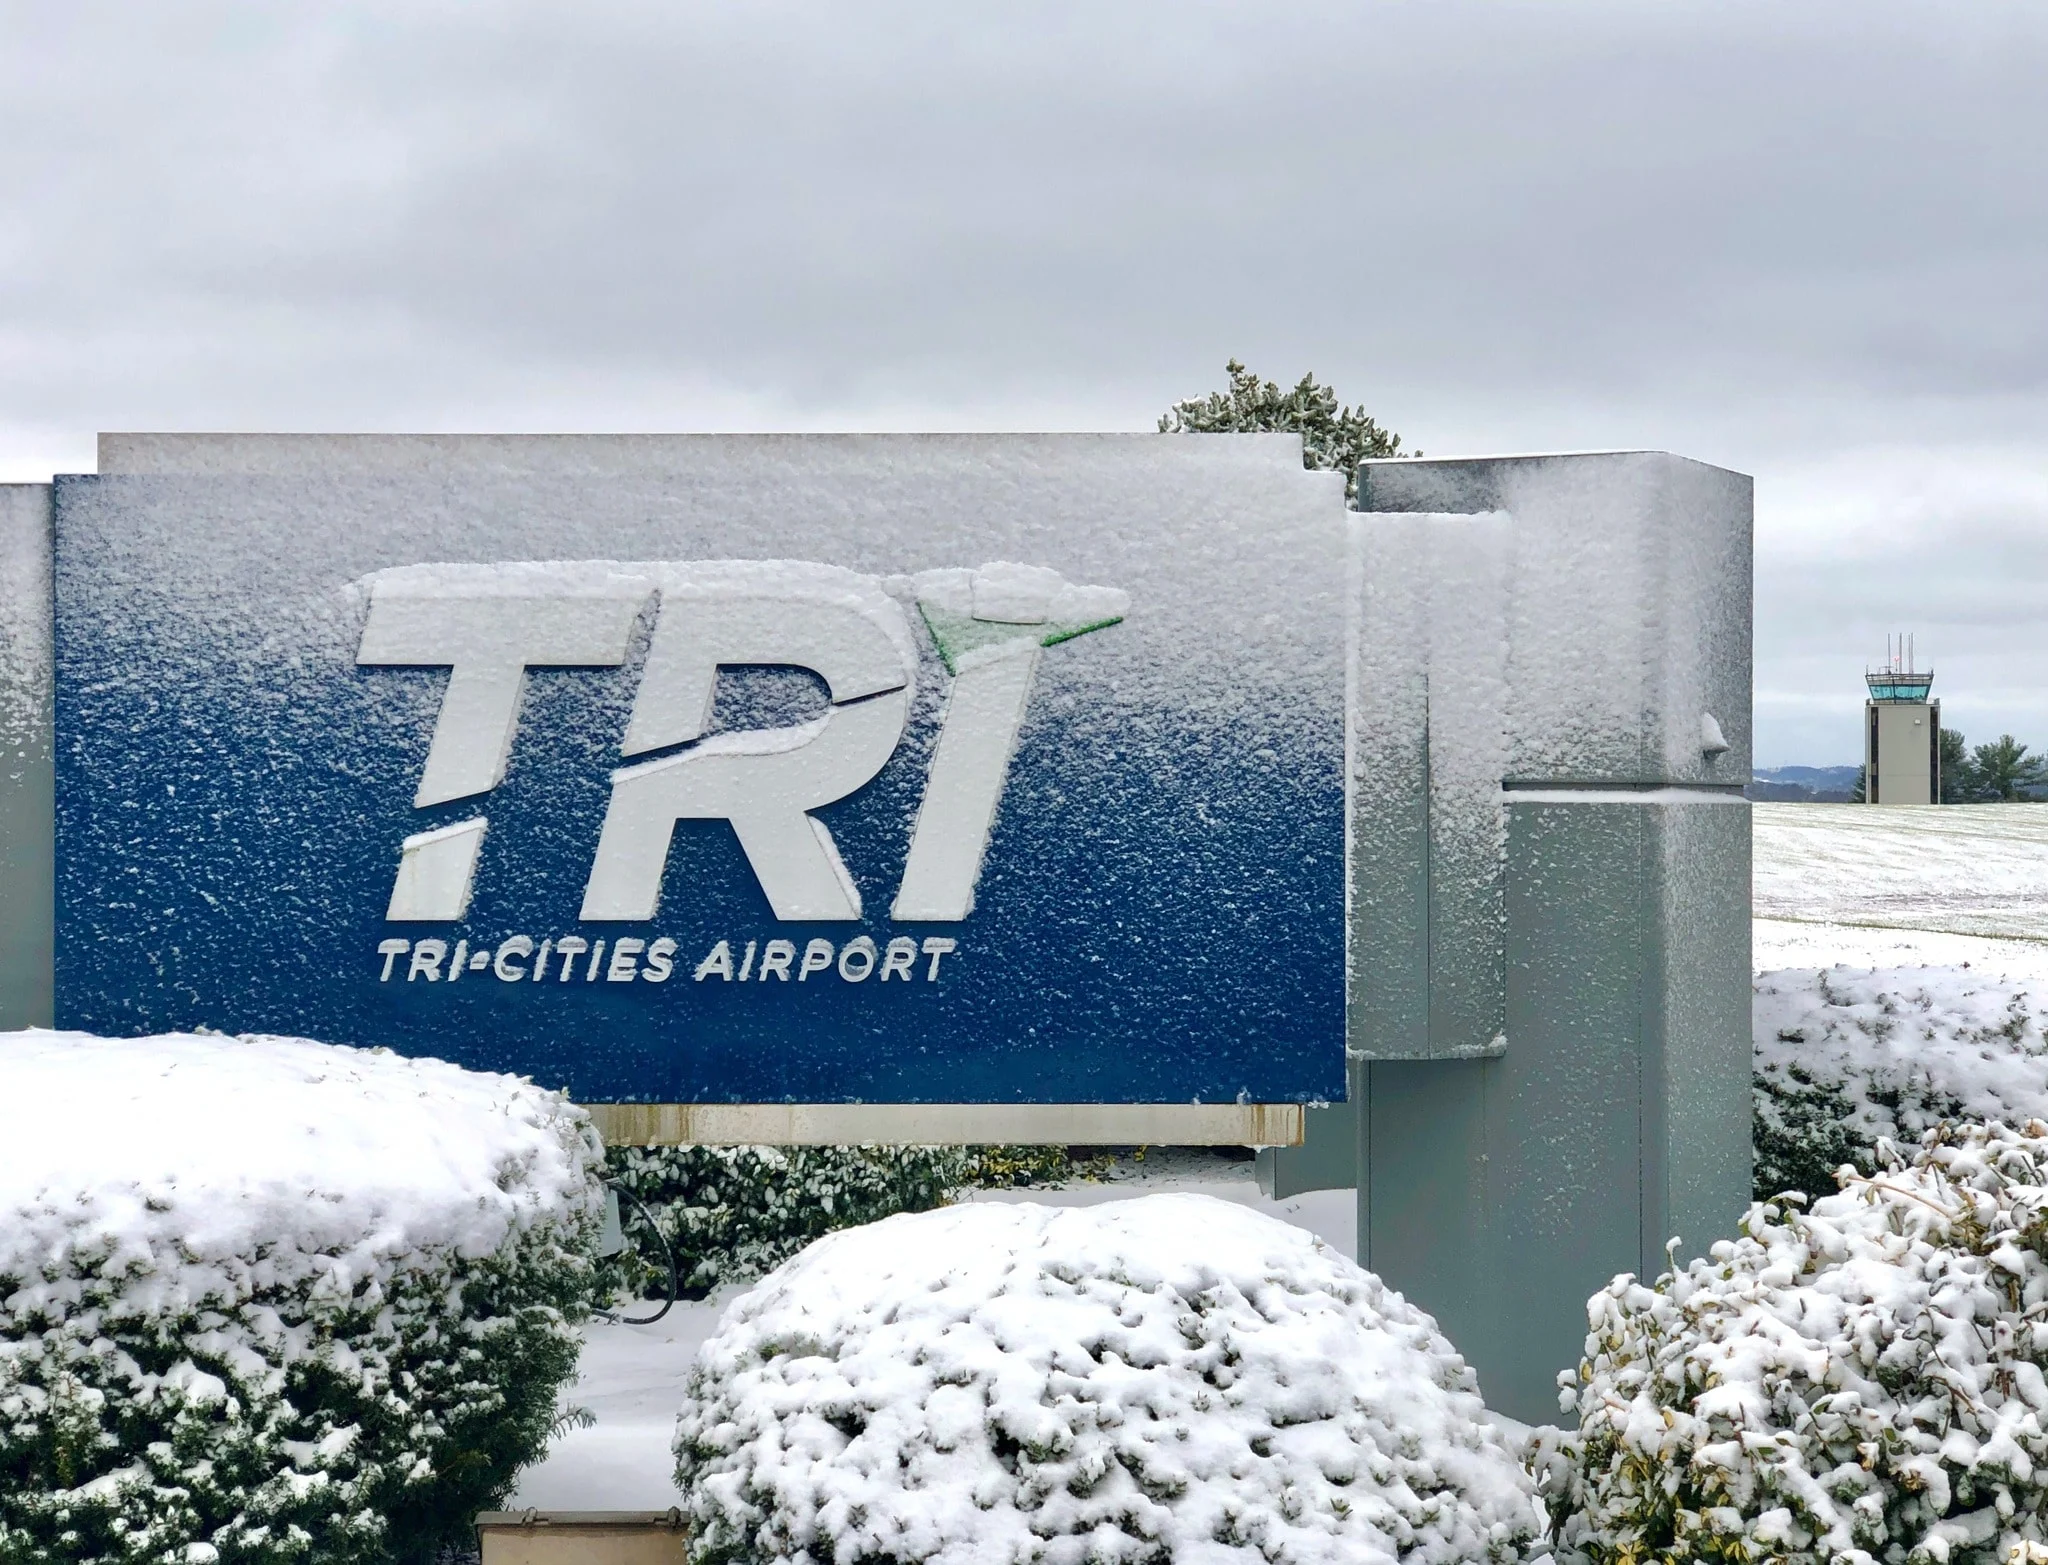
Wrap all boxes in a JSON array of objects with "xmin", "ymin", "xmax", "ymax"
[
  {"xmin": 1850, "ymin": 730, "xmax": 2048, "ymax": 802},
  {"xmin": 1944, "ymin": 731, "xmax": 2048, "ymax": 801}
]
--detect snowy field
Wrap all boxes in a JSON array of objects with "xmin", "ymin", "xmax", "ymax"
[
  {"xmin": 514, "ymin": 801, "xmax": 2048, "ymax": 1510},
  {"xmin": 1754, "ymin": 801, "xmax": 2048, "ymax": 976}
]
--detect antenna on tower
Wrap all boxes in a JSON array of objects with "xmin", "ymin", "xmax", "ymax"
[{"xmin": 1864, "ymin": 633, "xmax": 1938, "ymax": 804}]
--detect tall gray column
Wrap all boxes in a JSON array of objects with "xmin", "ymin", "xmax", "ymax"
[
  {"xmin": 1262, "ymin": 451, "xmax": 1753, "ymax": 1422},
  {"xmin": 0, "ymin": 484, "xmax": 53, "ymax": 1030}
]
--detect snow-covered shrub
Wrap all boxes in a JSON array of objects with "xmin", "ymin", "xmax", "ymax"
[
  {"xmin": 0, "ymin": 1031, "xmax": 605, "ymax": 1564},
  {"xmin": 675, "ymin": 1194, "xmax": 1539, "ymax": 1565},
  {"xmin": 601, "ymin": 1144, "xmax": 972, "ymax": 1298},
  {"xmin": 1755, "ymin": 966, "xmax": 2048, "ymax": 1201},
  {"xmin": 1551, "ymin": 1119, "xmax": 2048, "ymax": 1565}
]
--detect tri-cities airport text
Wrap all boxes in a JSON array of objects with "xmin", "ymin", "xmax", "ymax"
[{"xmin": 374, "ymin": 934, "xmax": 960, "ymax": 986}]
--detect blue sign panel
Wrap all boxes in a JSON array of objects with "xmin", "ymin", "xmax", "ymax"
[{"xmin": 53, "ymin": 436, "xmax": 1347, "ymax": 1103}]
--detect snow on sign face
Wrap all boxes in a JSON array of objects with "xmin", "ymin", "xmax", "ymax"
[
  {"xmin": 363, "ymin": 558, "xmax": 1122, "ymax": 926},
  {"xmin": 53, "ymin": 434, "xmax": 1348, "ymax": 1104}
]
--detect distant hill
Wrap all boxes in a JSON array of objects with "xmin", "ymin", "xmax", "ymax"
[
  {"xmin": 1750, "ymin": 764, "xmax": 1860, "ymax": 803},
  {"xmin": 1755, "ymin": 765, "xmax": 1862, "ymax": 790}
]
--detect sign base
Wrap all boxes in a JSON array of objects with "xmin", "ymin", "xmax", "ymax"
[{"xmin": 583, "ymin": 1101, "xmax": 1305, "ymax": 1147}]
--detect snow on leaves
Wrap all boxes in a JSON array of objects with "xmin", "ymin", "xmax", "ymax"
[
  {"xmin": 674, "ymin": 1194, "xmax": 1538, "ymax": 1565},
  {"xmin": 0, "ymin": 1031, "xmax": 606, "ymax": 1563},
  {"xmin": 1552, "ymin": 1120, "xmax": 2048, "ymax": 1565},
  {"xmin": 1755, "ymin": 965, "xmax": 2048, "ymax": 1203}
]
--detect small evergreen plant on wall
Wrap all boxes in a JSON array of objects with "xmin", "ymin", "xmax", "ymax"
[{"xmin": 1160, "ymin": 358, "xmax": 1412, "ymax": 501}]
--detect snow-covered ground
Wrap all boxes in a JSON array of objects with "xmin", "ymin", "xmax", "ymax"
[
  {"xmin": 516, "ymin": 802, "xmax": 2048, "ymax": 1510},
  {"xmin": 509, "ymin": 1306, "xmax": 721, "ymax": 1508},
  {"xmin": 1754, "ymin": 801, "xmax": 2048, "ymax": 975}
]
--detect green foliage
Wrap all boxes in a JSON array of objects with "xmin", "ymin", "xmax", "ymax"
[
  {"xmin": 1967, "ymin": 732, "xmax": 2048, "ymax": 800},
  {"xmin": 1159, "ymin": 359, "xmax": 1409, "ymax": 501},
  {"xmin": 675, "ymin": 1197, "xmax": 1540, "ymax": 1565},
  {"xmin": 0, "ymin": 1208, "xmax": 601, "ymax": 1564},
  {"xmin": 600, "ymin": 1145, "xmax": 1111, "ymax": 1303},
  {"xmin": 1751, "ymin": 1063, "xmax": 1891, "ymax": 1202},
  {"xmin": 1750, "ymin": 966, "xmax": 2048, "ymax": 1208},
  {"xmin": 1939, "ymin": 725, "xmax": 1971, "ymax": 801},
  {"xmin": 1550, "ymin": 1123, "xmax": 2048, "ymax": 1565},
  {"xmin": 960, "ymin": 1144, "xmax": 1113, "ymax": 1189},
  {"xmin": 1933, "ymin": 729, "xmax": 2048, "ymax": 802},
  {"xmin": 601, "ymin": 1146, "xmax": 974, "ymax": 1300}
]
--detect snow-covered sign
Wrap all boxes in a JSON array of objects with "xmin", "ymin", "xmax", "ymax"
[{"xmin": 51, "ymin": 434, "xmax": 1347, "ymax": 1106}]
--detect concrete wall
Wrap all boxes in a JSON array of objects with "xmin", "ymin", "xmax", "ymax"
[
  {"xmin": 1341, "ymin": 795, "xmax": 1751, "ymax": 1418},
  {"xmin": 1263, "ymin": 451, "xmax": 1754, "ymax": 1421},
  {"xmin": 0, "ymin": 485, "xmax": 52, "ymax": 1030},
  {"xmin": 1868, "ymin": 700, "xmax": 1937, "ymax": 805}
]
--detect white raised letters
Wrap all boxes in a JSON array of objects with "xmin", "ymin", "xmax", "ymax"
[
  {"xmin": 358, "ymin": 557, "xmax": 1124, "ymax": 928},
  {"xmin": 582, "ymin": 566, "xmax": 917, "ymax": 922},
  {"xmin": 386, "ymin": 818, "xmax": 488, "ymax": 921},
  {"xmin": 357, "ymin": 565, "xmax": 651, "ymax": 806},
  {"xmin": 581, "ymin": 691, "xmax": 909, "ymax": 921},
  {"xmin": 359, "ymin": 564, "xmax": 651, "ymax": 922},
  {"xmin": 621, "ymin": 562, "xmax": 916, "ymax": 754},
  {"xmin": 892, "ymin": 565, "xmax": 1128, "ymax": 920}
]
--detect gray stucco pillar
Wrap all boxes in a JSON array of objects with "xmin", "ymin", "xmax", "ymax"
[
  {"xmin": 0, "ymin": 484, "xmax": 54, "ymax": 1031},
  {"xmin": 1262, "ymin": 451, "xmax": 1753, "ymax": 1422}
]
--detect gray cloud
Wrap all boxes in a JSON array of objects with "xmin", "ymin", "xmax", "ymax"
[{"xmin": 4, "ymin": 0, "xmax": 2045, "ymax": 761}]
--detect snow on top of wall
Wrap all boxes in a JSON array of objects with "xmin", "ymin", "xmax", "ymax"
[
  {"xmin": 70, "ymin": 436, "xmax": 1345, "ymax": 738},
  {"xmin": 0, "ymin": 1029, "xmax": 602, "ymax": 1318},
  {"xmin": 675, "ymin": 1193, "xmax": 1539, "ymax": 1565},
  {"xmin": 96, "ymin": 430, "xmax": 1315, "ymax": 478},
  {"xmin": 1356, "ymin": 451, "xmax": 1752, "ymax": 786}
]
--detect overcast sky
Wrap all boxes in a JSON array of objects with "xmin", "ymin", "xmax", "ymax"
[{"xmin": 4, "ymin": 1, "xmax": 2043, "ymax": 765}]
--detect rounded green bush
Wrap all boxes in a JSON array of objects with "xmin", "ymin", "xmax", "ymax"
[
  {"xmin": 1551, "ymin": 1119, "xmax": 2048, "ymax": 1565},
  {"xmin": 0, "ymin": 1032, "xmax": 606, "ymax": 1564}
]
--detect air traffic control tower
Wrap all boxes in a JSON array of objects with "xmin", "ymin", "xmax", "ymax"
[{"xmin": 1865, "ymin": 636, "xmax": 1939, "ymax": 805}]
